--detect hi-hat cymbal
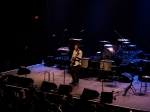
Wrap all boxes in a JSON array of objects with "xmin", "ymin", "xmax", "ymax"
[
  {"xmin": 118, "ymin": 39, "xmax": 129, "ymax": 42},
  {"xmin": 99, "ymin": 40, "xmax": 110, "ymax": 43},
  {"xmin": 104, "ymin": 44, "xmax": 113, "ymax": 47},
  {"xmin": 123, "ymin": 41, "xmax": 130, "ymax": 44},
  {"xmin": 96, "ymin": 51, "xmax": 101, "ymax": 54},
  {"xmin": 69, "ymin": 38, "xmax": 82, "ymax": 41},
  {"xmin": 128, "ymin": 44, "xmax": 136, "ymax": 47}
]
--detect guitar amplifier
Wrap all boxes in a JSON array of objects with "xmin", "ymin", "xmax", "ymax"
[
  {"xmin": 17, "ymin": 66, "xmax": 30, "ymax": 75},
  {"xmin": 81, "ymin": 58, "xmax": 91, "ymax": 68}
]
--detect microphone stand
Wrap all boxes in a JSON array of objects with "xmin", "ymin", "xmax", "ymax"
[
  {"xmin": 24, "ymin": 46, "xmax": 28, "ymax": 67},
  {"xmin": 62, "ymin": 29, "xmax": 67, "ymax": 84},
  {"xmin": 63, "ymin": 29, "xmax": 67, "ymax": 47},
  {"xmin": 114, "ymin": 29, "xmax": 129, "ymax": 63},
  {"xmin": 24, "ymin": 46, "xmax": 28, "ymax": 77},
  {"xmin": 114, "ymin": 29, "xmax": 124, "ymax": 49},
  {"xmin": 63, "ymin": 58, "xmax": 66, "ymax": 85}
]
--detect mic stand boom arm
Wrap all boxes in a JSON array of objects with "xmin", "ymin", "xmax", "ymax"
[{"xmin": 114, "ymin": 29, "xmax": 124, "ymax": 39}]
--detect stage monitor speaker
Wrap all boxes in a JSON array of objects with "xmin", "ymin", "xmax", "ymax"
[
  {"xmin": 121, "ymin": 72, "xmax": 132, "ymax": 83},
  {"xmin": 41, "ymin": 81, "xmax": 57, "ymax": 92},
  {"xmin": 17, "ymin": 66, "xmax": 30, "ymax": 75},
  {"xmin": 58, "ymin": 84, "xmax": 73, "ymax": 95},
  {"xmin": 19, "ymin": 77, "xmax": 34, "ymax": 88},
  {"xmin": 100, "ymin": 92, "xmax": 113, "ymax": 103},
  {"xmin": 82, "ymin": 88, "xmax": 99, "ymax": 100},
  {"xmin": 7, "ymin": 75, "xmax": 21, "ymax": 85}
]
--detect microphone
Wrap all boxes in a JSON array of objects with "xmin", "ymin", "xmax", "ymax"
[
  {"xmin": 64, "ymin": 29, "xmax": 67, "ymax": 31},
  {"xmin": 25, "ymin": 46, "xmax": 28, "ymax": 50},
  {"xmin": 80, "ymin": 30, "xmax": 84, "ymax": 32},
  {"xmin": 95, "ymin": 27, "xmax": 99, "ymax": 31},
  {"xmin": 52, "ymin": 34, "xmax": 55, "ymax": 37}
]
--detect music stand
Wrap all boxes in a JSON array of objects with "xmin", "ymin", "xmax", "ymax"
[{"xmin": 122, "ymin": 66, "xmax": 136, "ymax": 96}]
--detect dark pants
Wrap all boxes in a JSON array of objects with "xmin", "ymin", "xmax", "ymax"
[{"xmin": 70, "ymin": 65, "xmax": 80, "ymax": 83}]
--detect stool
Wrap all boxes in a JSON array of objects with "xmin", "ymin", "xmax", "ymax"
[{"xmin": 140, "ymin": 75, "xmax": 150, "ymax": 94}]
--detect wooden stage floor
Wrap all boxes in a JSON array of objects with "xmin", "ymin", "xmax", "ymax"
[{"xmin": 2, "ymin": 64, "xmax": 150, "ymax": 112}]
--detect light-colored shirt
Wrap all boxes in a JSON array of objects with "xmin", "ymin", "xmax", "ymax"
[{"xmin": 72, "ymin": 49, "xmax": 83, "ymax": 66}]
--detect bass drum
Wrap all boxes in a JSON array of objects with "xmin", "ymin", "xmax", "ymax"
[{"xmin": 102, "ymin": 48, "xmax": 115, "ymax": 60}]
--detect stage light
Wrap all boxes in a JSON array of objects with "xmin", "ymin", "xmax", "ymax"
[{"xmin": 35, "ymin": 15, "xmax": 38, "ymax": 19}]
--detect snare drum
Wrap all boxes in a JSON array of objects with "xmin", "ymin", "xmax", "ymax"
[
  {"xmin": 100, "ymin": 60, "xmax": 114, "ymax": 71},
  {"xmin": 102, "ymin": 48, "xmax": 115, "ymax": 59}
]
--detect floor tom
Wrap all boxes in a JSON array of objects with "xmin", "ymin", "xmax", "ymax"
[{"xmin": 100, "ymin": 60, "xmax": 114, "ymax": 71}]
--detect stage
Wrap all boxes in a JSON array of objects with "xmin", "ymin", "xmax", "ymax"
[{"xmin": 1, "ymin": 64, "xmax": 150, "ymax": 111}]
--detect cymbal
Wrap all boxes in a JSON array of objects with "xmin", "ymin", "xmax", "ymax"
[
  {"xmin": 123, "ymin": 41, "xmax": 130, "ymax": 44},
  {"xmin": 104, "ymin": 44, "xmax": 113, "ymax": 47},
  {"xmin": 128, "ymin": 44, "xmax": 136, "ymax": 47},
  {"xmin": 99, "ymin": 40, "xmax": 110, "ymax": 43},
  {"xmin": 69, "ymin": 38, "xmax": 82, "ymax": 41},
  {"xmin": 118, "ymin": 39, "xmax": 129, "ymax": 42},
  {"xmin": 96, "ymin": 51, "xmax": 101, "ymax": 54},
  {"xmin": 142, "ymin": 59, "xmax": 150, "ymax": 62}
]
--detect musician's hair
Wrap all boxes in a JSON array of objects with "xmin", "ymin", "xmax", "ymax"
[{"xmin": 75, "ymin": 43, "xmax": 80, "ymax": 48}]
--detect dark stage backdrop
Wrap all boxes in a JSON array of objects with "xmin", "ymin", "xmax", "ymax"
[
  {"xmin": 1, "ymin": 0, "xmax": 150, "ymax": 72},
  {"xmin": 0, "ymin": 0, "xmax": 47, "ymax": 72}
]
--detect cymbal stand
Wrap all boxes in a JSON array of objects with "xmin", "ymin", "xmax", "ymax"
[
  {"xmin": 62, "ymin": 29, "xmax": 67, "ymax": 47},
  {"xmin": 100, "ymin": 42, "xmax": 106, "ymax": 60},
  {"xmin": 100, "ymin": 43, "xmax": 103, "ymax": 60},
  {"xmin": 114, "ymin": 29, "xmax": 124, "ymax": 49}
]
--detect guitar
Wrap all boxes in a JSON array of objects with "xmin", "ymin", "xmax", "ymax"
[{"xmin": 70, "ymin": 50, "xmax": 80, "ymax": 67}]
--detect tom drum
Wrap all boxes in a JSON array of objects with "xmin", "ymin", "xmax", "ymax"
[{"xmin": 102, "ymin": 48, "xmax": 115, "ymax": 59}]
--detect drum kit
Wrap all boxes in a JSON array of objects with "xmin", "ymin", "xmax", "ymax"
[
  {"xmin": 99, "ymin": 38, "xmax": 137, "ymax": 63},
  {"xmin": 99, "ymin": 40, "xmax": 115, "ymax": 60}
]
